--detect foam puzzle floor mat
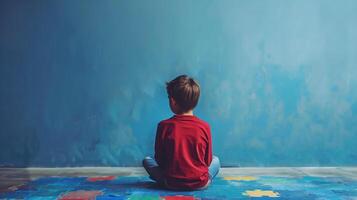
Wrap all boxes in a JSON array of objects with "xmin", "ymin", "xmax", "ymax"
[{"xmin": 1, "ymin": 174, "xmax": 357, "ymax": 199}]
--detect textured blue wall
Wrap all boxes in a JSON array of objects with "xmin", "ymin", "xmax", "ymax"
[{"xmin": 1, "ymin": 0, "xmax": 357, "ymax": 167}]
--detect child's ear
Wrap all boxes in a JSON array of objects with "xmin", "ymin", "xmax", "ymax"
[{"xmin": 170, "ymin": 97, "xmax": 177, "ymax": 105}]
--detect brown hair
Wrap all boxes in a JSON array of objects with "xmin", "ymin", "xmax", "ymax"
[{"xmin": 166, "ymin": 75, "xmax": 200, "ymax": 113}]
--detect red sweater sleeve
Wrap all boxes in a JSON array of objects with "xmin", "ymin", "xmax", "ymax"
[
  {"xmin": 205, "ymin": 125, "xmax": 213, "ymax": 166},
  {"xmin": 154, "ymin": 123, "xmax": 164, "ymax": 167}
]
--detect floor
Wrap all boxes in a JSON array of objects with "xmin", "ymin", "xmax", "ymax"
[{"xmin": 0, "ymin": 167, "xmax": 357, "ymax": 199}]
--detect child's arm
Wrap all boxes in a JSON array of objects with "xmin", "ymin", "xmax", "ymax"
[
  {"xmin": 205, "ymin": 125, "xmax": 213, "ymax": 166},
  {"xmin": 154, "ymin": 123, "xmax": 164, "ymax": 167}
]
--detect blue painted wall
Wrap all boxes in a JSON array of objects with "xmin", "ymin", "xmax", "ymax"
[{"xmin": 1, "ymin": 0, "xmax": 357, "ymax": 167}]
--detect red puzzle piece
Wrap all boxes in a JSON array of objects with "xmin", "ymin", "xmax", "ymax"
[
  {"xmin": 163, "ymin": 196, "xmax": 196, "ymax": 200},
  {"xmin": 86, "ymin": 176, "xmax": 116, "ymax": 182},
  {"xmin": 59, "ymin": 190, "xmax": 103, "ymax": 200}
]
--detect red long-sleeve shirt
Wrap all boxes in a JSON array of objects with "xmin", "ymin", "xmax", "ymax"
[{"xmin": 154, "ymin": 114, "xmax": 212, "ymax": 190}]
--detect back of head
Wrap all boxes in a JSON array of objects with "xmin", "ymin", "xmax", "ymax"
[{"xmin": 166, "ymin": 75, "xmax": 200, "ymax": 113}]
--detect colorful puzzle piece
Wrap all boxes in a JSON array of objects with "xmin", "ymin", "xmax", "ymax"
[
  {"xmin": 243, "ymin": 189, "xmax": 280, "ymax": 198},
  {"xmin": 87, "ymin": 176, "xmax": 117, "ymax": 182},
  {"xmin": 163, "ymin": 196, "xmax": 196, "ymax": 200},
  {"xmin": 59, "ymin": 190, "xmax": 103, "ymax": 200}
]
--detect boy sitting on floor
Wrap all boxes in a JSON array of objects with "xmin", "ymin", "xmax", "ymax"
[{"xmin": 143, "ymin": 74, "xmax": 220, "ymax": 190}]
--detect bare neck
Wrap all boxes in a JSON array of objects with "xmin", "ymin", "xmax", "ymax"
[{"xmin": 178, "ymin": 110, "xmax": 193, "ymax": 116}]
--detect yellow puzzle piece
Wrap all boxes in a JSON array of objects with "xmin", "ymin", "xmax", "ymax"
[{"xmin": 243, "ymin": 189, "xmax": 280, "ymax": 198}]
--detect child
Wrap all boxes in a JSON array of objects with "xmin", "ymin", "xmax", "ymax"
[{"xmin": 143, "ymin": 74, "xmax": 220, "ymax": 190}]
